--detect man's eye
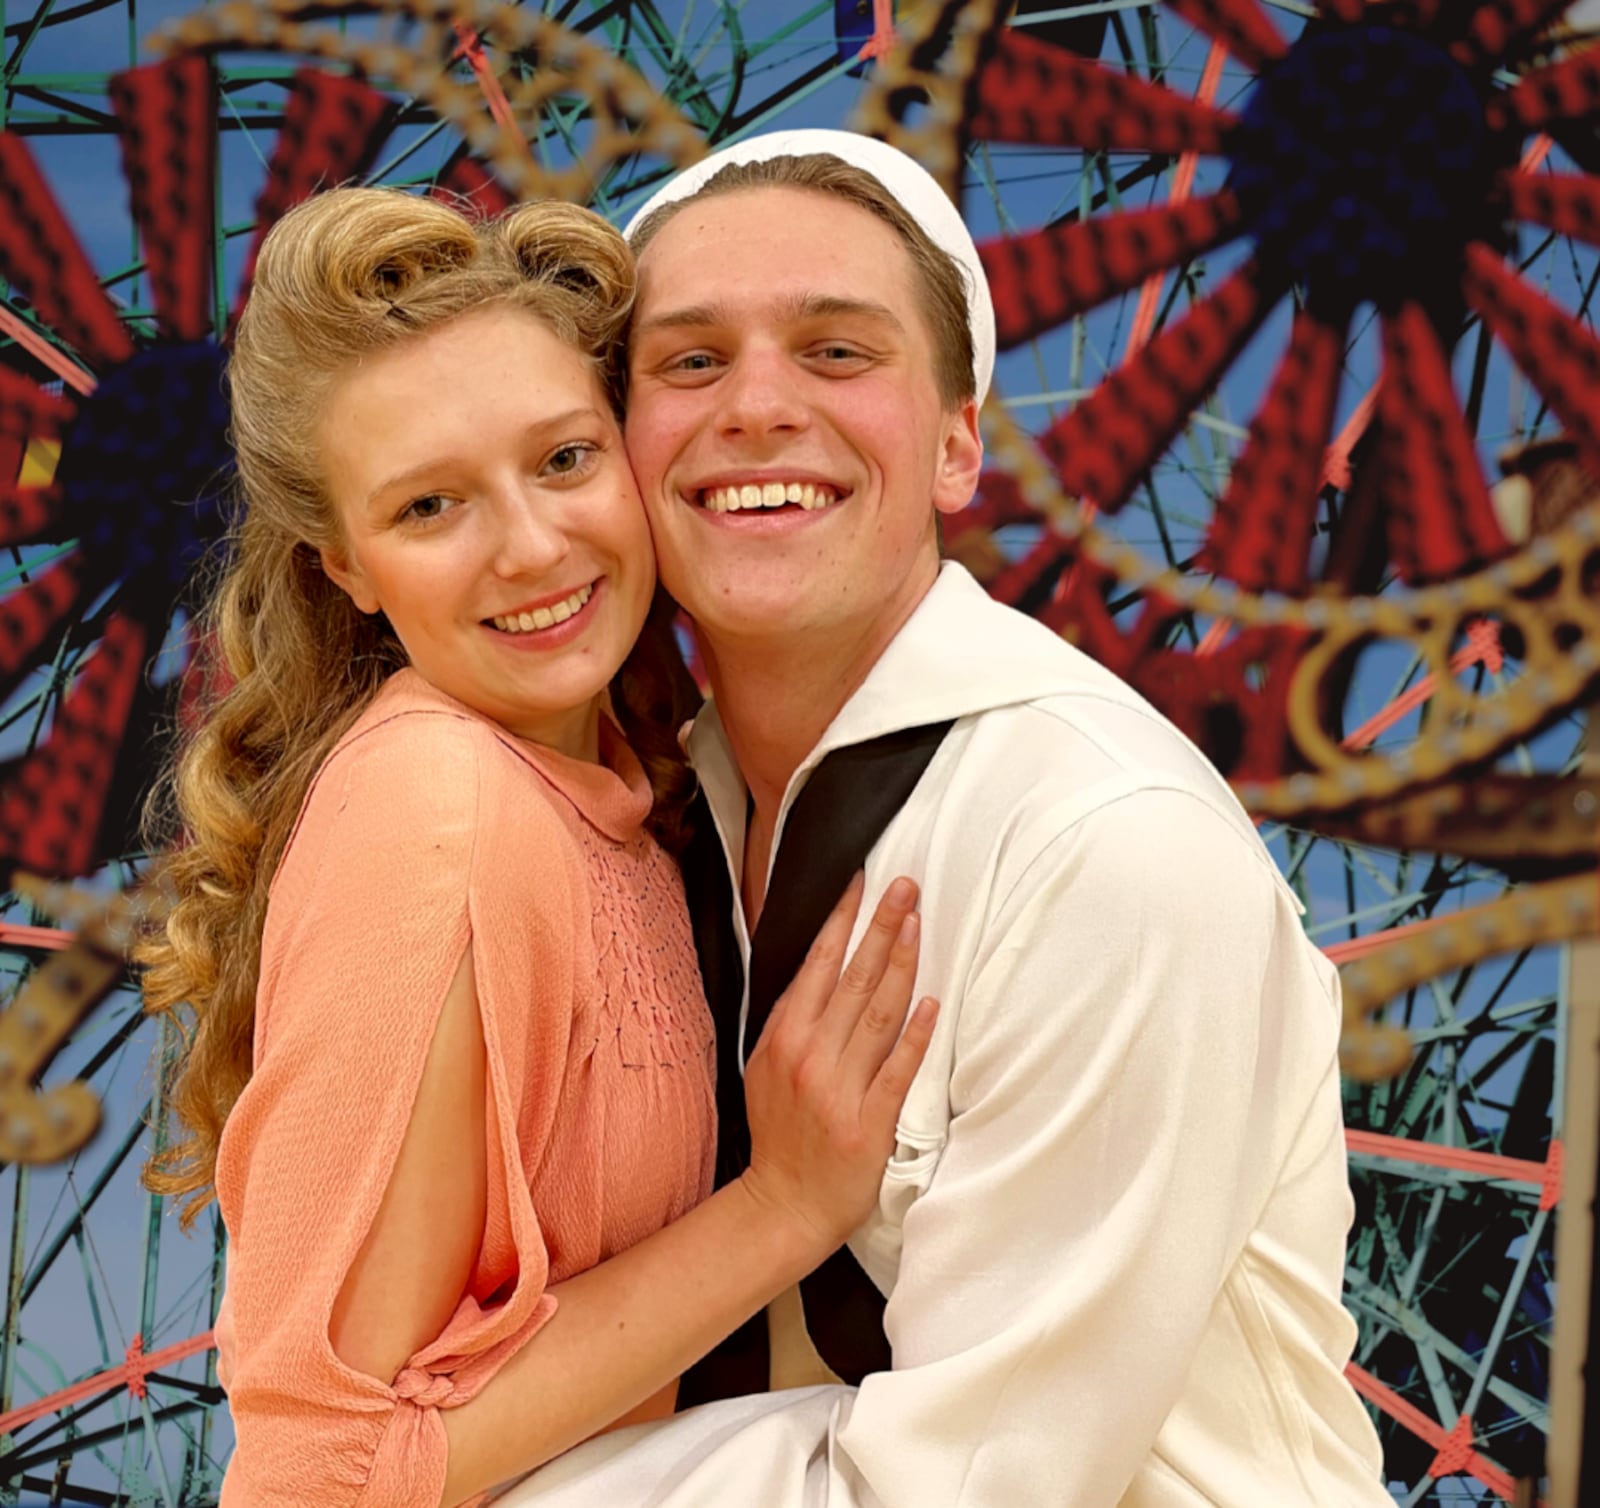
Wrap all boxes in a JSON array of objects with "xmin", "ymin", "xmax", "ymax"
[{"xmin": 673, "ymin": 352, "xmax": 717, "ymax": 372}]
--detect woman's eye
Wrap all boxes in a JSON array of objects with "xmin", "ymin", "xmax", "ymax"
[
  {"xmin": 401, "ymin": 494, "xmax": 454, "ymax": 523},
  {"xmin": 545, "ymin": 443, "xmax": 597, "ymax": 477}
]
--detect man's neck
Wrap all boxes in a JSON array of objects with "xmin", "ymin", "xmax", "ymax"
[
  {"xmin": 717, "ymin": 640, "xmax": 864, "ymax": 934},
  {"xmin": 707, "ymin": 636, "xmax": 865, "ymax": 826},
  {"xmin": 705, "ymin": 573, "xmax": 939, "ymax": 921}
]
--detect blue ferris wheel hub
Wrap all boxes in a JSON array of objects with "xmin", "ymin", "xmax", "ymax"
[
  {"xmin": 1227, "ymin": 24, "xmax": 1496, "ymax": 307},
  {"xmin": 56, "ymin": 339, "xmax": 233, "ymax": 599}
]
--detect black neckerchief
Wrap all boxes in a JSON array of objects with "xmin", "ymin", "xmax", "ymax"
[{"xmin": 679, "ymin": 721, "xmax": 955, "ymax": 1403}]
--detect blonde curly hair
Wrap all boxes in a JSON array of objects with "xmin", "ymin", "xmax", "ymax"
[{"xmin": 138, "ymin": 187, "xmax": 699, "ymax": 1228}]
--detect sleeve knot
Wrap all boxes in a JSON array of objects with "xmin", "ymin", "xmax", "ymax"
[{"xmin": 393, "ymin": 1366, "xmax": 456, "ymax": 1408}]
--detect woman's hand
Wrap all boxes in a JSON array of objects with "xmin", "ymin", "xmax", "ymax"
[
  {"xmin": 442, "ymin": 878, "xmax": 933, "ymax": 1502},
  {"xmin": 740, "ymin": 874, "xmax": 937, "ymax": 1252}
]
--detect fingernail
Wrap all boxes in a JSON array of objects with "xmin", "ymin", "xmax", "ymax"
[
  {"xmin": 898, "ymin": 912, "xmax": 919, "ymax": 947},
  {"xmin": 887, "ymin": 876, "xmax": 917, "ymax": 907}
]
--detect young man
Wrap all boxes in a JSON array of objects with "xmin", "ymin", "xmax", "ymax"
[{"xmin": 506, "ymin": 131, "xmax": 1391, "ymax": 1506}]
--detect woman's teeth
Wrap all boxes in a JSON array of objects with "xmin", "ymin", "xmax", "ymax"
[
  {"xmin": 699, "ymin": 482, "xmax": 839, "ymax": 513},
  {"xmin": 491, "ymin": 583, "xmax": 593, "ymax": 634}
]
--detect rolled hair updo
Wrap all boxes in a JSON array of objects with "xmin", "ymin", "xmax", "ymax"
[{"xmin": 138, "ymin": 188, "xmax": 700, "ymax": 1227}]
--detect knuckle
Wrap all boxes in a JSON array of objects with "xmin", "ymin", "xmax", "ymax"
[
  {"xmin": 794, "ymin": 1058, "xmax": 830, "ymax": 1101},
  {"xmin": 805, "ymin": 932, "xmax": 845, "ymax": 972},
  {"xmin": 860, "ymin": 1002, "xmax": 900, "ymax": 1037},
  {"xmin": 768, "ymin": 1025, "xmax": 802, "ymax": 1068},
  {"xmin": 839, "ymin": 958, "xmax": 877, "ymax": 995},
  {"xmin": 871, "ymin": 904, "xmax": 903, "ymax": 937}
]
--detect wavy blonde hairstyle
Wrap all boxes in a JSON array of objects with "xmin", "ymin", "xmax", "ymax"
[{"xmin": 139, "ymin": 187, "xmax": 700, "ymax": 1228}]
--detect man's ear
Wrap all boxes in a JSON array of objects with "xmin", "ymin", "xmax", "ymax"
[
  {"xmin": 933, "ymin": 397, "xmax": 984, "ymax": 517},
  {"xmin": 319, "ymin": 546, "xmax": 381, "ymax": 615}
]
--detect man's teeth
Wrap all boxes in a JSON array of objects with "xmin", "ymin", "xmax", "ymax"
[
  {"xmin": 699, "ymin": 482, "xmax": 839, "ymax": 513},
  {"xmin": 490, "ymin": 583, "xmax": 593, "ymax": 634}
]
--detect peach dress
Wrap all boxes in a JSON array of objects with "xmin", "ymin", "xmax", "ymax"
[{"xmin": 212, "ymin": 669, "xmax": 716, "ymax": 1507}]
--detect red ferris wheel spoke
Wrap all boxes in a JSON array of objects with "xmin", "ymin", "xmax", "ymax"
[
  {"xmin": 980, "ymin": 191, "xmax": 1245, "ymax": 349},
  {"xmin": 0, "ymin": 484, "xmax": 63, "ymax": 550},
  {"xmin": 987, "ymin": 532, "xmax": 1072, "ymax": 615},
  {"xmin": 1040, "ymin": 259, "xmax": 1280, "ymax": 514},
  {"xmin": 0, "ymin": 555, "xmax": 88, "ymax": 692},
  {"xmin": 1489, "ymin": 46, "xmax": 1600, "ymax": 134},
  {"xmin": 1463, "ymin": 239, "xmax": 1600, "ymax": 476},
  {"xmin": 1032, "ymin": 540, "xmax": 1305, "ymax": 782},
  {"xmin": 965, "ymin": 470, "xmax": 1053, "ymax": 538},
  {"xmin": 0, "ymin": 613, "xmax": 147, "ymax": 878},
  {"xmin": 109, "ymin": 56, "xmax": 217, "ymax": 343},
  {"xmin": 1376, "ymin": 301, "xmax": 1509, "ymax": 583},
  {"xmin": 1163, "ymin": 0, "xmax": 1287, "ymax": 72},
  {"xmin": 0, "ymin": 136, "xmax": 134, "ymax": 370},
  {"xmin": 433, "ymin": 146, "xmax": 513, "ymax": 220},
  {"xmin": 1201, "ymin": 306, "xmax": 1346, "ymax": 594},
  {"xmin": 1136, "ymin": 620, "xmax": 1304, "ymax": 780},
  {"xmin": 971, "ymin": 28, "xmax": 1236, "ymax": 156},
  {"xmin": 230, "ymin": 68, "xmax": 401, "ymax": 324},
  {"xmin": 0, "ymin": 366, "xmax": 74, "ymax": 449},
  {"xmin": 1503, "ymin": 169, "xmax": 1600, "ymax": 249},
  {"xmin": 1039, "ymin": 548, "xmax": 1164, "ymax": 661},
  {"xmin": 1456, "ymin": 0, "xmax": 1575, "ymax": 70}
]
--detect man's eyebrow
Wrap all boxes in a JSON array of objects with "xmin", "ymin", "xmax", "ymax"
[
  {"xmin": 781, "ymin": 293, "xmax": 905, "ymax": 332},
  {"xmin": 632, "ymin": 303, "xmax": 726, "ymax": 337},
  {"xmin": 632, "ymin": 294, "xmax": 906, "ymax": 338}
]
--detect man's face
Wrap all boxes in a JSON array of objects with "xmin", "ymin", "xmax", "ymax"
[{"xmin": 625, "ymin": 185, "xmax": 981, "ymax": 659}]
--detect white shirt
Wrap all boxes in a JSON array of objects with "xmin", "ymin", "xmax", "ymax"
[{"xmin": 502, "ymin": 564, "xmax": 1391, "ymax": 1507}]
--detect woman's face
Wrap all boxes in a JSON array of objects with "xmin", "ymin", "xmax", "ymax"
[{"xmin": 317, "ymin": 306, "xmax": 655, "ymax": 757}]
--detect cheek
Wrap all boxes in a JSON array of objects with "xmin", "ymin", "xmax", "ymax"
[
  {"xmin": 594, "ymin": 482, "xmax": 657, "ymax": 583},
  {"xmin": 623, "ymin": 393, "xmax": 692, "ymax": 492}
]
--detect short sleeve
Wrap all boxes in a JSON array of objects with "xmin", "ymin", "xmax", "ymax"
[{"xmin": 214, "ymin": 708, "xmax": 585, "ymax": 1508}]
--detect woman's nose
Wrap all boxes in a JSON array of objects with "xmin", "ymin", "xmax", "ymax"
[{"xmin": 489, "ymin": 493, "xmax": 571, "ymax": 578}]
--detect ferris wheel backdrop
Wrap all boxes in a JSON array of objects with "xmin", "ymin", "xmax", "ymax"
[{"xmin": 1, "ymin": 1, "xmax": 1598, "ymax": 1503}]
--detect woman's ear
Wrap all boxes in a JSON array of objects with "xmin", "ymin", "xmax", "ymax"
[
  {"xmin": 319, "ymin": 546, "xmax": 381, "ymax": 615},
  {"xmin": 933, "ymin": 398, "xmax": 984, "ymax": 517}
]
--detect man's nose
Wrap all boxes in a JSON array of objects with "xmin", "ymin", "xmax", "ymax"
[{"xmin": 715, "ymin": 344, "xmax": 808, "ymax": 440}]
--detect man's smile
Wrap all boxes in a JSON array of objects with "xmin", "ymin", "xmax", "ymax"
[
  {"xmin": 698, "ymin": 481, "xmax": 843, "ymax": 513},
  {"xmin": 684, "ymin": 472, "xmax": 852, "ymax": 518}
]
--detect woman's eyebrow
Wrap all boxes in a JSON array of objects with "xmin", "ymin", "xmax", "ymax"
[{"xmin": 363, "ymin": 408, "xmax": 605, "ymax": 506}]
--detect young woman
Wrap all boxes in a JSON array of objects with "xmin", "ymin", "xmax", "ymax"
[{"xmin": 138, "ymin": 188, "xmax": 936, "ymax": 1508}]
